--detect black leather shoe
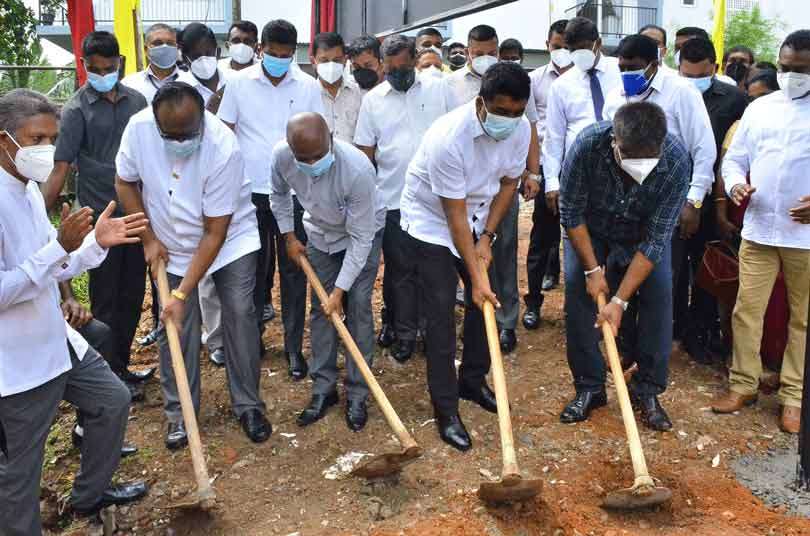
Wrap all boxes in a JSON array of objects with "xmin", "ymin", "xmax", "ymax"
[
  {"xmin": 73, "ymin": 481, "xmax": 149, "ymax": 515},
  {"xmin": 436, "ymin": 414, "xmax": 472, "ymax": 451},
  {"xmin": 541, "ymin": 275, "xmax": 558, "ymax": 291},
  {"xmin": 297, "ymin": 392, "xmax": 339, "ymax": 427},
  {"xmin": 137, "ymin": 326, "xmax": 161, "ymax": 347},
  {"xmin": 522, "ymin": 307, "xmax": 540, "ymax": 330},
  {"xmin": 121, "ymin": 367, "xmax": 156, "ymax": 383},
  {"xmin": 165, "ymin": 421, "xmax": 188, "ymax": 450},
  {"xmin": 346, "ymin": 399, "xmax": 368, "ymax": 431},
  {"xmin": 459, "ymin": 381, "xmax": 498, "ymax": 413},
  {"xmin": 73, "ymin": 428, "xmax": 138, "ymax": 458},
  {"xmin": 240, "ymin": 409, "xmax": 272, "ymax": 443},
  {"xmin": 286, "ymin": 352, "xmax": 308, "ymax": 381},
  {"xmin": 208, "ymin": 347, "xmax": 225, "ymax": 367},
  {"xmin": 630, "ymin": 393, "xmax": 672, "ymax": 431},
  {"xmin": 391, "ymin": 339, "xmax": 415, "ymax": 363},
  {"xmin": 377, "ymin": 323, "xmax": 396, "ymax": 348},
  {"xmin": 262, "ymin": 303, "xmax": 276, "ymax": 323},
  {"xmin": 499, "ymin": 329, "xmax": 517, "ymax": 353},
  {"xmin": 124, "ymin": 380, "xmax": 145, "ymax": 403},
  {"xmin": 559, "ymin": 390, "xmax": 607, "ymax": 423}
]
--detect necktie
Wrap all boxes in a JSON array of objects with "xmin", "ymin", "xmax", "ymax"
[{"xmin": 588, "ymin": 68, "xmax": 604, "ymax": 121}]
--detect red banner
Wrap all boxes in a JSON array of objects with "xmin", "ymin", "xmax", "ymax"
[
  {"xmin": 67, "ymin": 0, "xmax": 95, "ymax": 86},
  {"xmin": 310, "ymin": 0, "xmax": 336, "ymax": 53}
]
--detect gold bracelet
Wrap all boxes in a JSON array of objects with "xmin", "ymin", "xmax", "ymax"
[
  {"xmin": 171, "ymin": 289, "xmax": 187, "ymax": 302},
  {"xmin": 714, "ymin": 198, "xmax": 728, "ymax": 202}
]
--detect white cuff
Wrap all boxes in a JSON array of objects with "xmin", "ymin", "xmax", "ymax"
[{"xmin": 545, "ymin": 177, "xmax": 560, "ymax": 194}]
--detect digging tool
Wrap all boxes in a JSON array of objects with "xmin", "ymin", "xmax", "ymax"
[
  {"xmin": 298, "ymin": 256, "xmax": 422, "ymax": 478},
  {"xmin": 156, "ymin": 260, "xmax": 216, "ymax": 510},
  {"xmin": 597, "ymin": 293, "xmax": 672, "ymax": 510},
  {"xmin": 477, "ymin": 262, "xmax": 542, "ymax": 504}
]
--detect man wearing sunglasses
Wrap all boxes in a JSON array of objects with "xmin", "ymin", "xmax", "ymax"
[{"xmin": 115, "ymin": 82, "xmax": 271, "ymax": 448}]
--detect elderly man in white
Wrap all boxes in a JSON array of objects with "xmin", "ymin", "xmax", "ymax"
[
  {"xmin": 0, "ymin": 89, "xmax": 148, "ymax": 535},
  {"xmin": 115, "ymin": 82, "xmax": 271, "ymax": 449}
]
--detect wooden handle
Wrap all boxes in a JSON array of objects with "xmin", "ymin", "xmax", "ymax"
[
  {"xmin": 156, "ymin": 261, "xmax": 215, "ymax": 505},
  {"xmin": 299, "ymin": 256, "xmax": 418, "ymax": 451},
  {"xmin": 597, "ymin": 294, "xmax": 651, "ymax": 482},
  {"xmin": 479, "ymin": 263, "xmax": 520, "ymax": 478}
]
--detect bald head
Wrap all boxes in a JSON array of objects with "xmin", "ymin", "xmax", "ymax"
[{"xmin": 287, "ymin": 112, "xmax": 331, "ymax": 164}]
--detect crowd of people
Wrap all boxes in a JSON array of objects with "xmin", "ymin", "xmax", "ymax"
[{"xmin": 0, "ymin": 13, "xmax": 808, "ymax": 535}]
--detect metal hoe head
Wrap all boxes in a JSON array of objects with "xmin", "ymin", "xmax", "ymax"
[
  {"xmin": 165, "ymin": 487, "xmax": 217, "ymax": 511},
  {"xmin": 351, "ymin": 446, "xmax": 423, "ymax": 479},
  {"xmin": 478, "ymin": 475, "xmax": 543, "ymax": 505},
  {"xmin": 601, "ymin": 484, "xmax": 672, "ymax": 510}
]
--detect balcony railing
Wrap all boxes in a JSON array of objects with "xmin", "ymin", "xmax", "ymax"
[
  {"xmin": 566, "ymin": 2, "xmax": 658, "ymax": 39},
  {"xmin": 39, "ymin": 0, "xmax": 227, "ymax": 27}
]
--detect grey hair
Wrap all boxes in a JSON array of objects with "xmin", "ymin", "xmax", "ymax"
[
  {"xmin": 145, "ymin": 23, "xmax": 176, "ymax": 43},
  {"xmin": 381, "ymin": 34, "xmax": 415, "ymax": 59},
  {"xmin": 0, "ymin": 89, "xmax": 59, "ymax": 137},
  {"xmin": 613, "ymin": 101, "xmax": 668, "ymax": 153}
]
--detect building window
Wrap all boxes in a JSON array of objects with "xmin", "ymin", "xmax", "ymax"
[
  {"xmin": 682, "ymin": 0, "xmax": 696, "ymax": 6},
  {"xmin": 729, "ymin": 0, "xmax": 755, "ymax": 11}
]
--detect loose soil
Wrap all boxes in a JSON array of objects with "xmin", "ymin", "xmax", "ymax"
[{"xmin": 42, "ymin": 204, "xmax": 810, "ymax": 535}]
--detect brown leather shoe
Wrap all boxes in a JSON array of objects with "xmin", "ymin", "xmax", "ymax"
[
  {"xmin": 711, "ymin": 391, "xmax": 757, "ymax": 414},
  {"xmin": 779, "ymin": 405, "xmax": 800, "ymax": 434}
]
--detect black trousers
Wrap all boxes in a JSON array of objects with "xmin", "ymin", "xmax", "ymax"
[
  {"xmin": 525, "ymin": 193, "xmax": 561, "ymax": 308},
  {"xmin": 75, "ymin": 317, "xmax": 117, "ymax": 428},
  {"xmin": 381, "ymin": 210, "xmax": 420, "ymax": 341},
  {"xmin": 408, "ymin": 234, "xmax": 490, "ymax": 417},
  {"xmin": 87, "ymin": 243, "xmax": 146, "ymax": 373}
]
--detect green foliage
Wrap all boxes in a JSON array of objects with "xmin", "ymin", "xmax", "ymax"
[{"xmin": 724, "ymin": 5, "xmax": 783, "ymax": 64}]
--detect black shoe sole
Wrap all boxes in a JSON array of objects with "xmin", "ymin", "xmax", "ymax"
[
  {"xmin": 296, "ymin": 393, "xmax": 339, "ymax": 427},
  {"xmin": 165, "ymin": 437, "xmax": 188, "ymax": 450},
  {"xmin": 559, "ymin": 393, "xmax": 608, "ymax": 423}
]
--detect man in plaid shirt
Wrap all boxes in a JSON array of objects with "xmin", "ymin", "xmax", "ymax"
[{"xmin": 558, "ymin": 101, "xmax": 691, "ymax": 431}]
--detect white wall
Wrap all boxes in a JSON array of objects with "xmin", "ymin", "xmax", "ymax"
[
  {"xmin": 449, "ymin": 0, "xmax": 551, "ymax": 50},
  {"xmin": 241, "ymin": 1, "xmax": 312, "ymax": 41}
]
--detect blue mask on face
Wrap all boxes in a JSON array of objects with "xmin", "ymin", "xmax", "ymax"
[
  {"xmin": 87, "ymin": 71, "xmax": 119, "ymax": 93},
  {"xmin": 296, "ymin": 149, "xmax": 335, "ymax": 177},
  {"xmin": 164, "ymin": 136, "xmax": 202, "ymax": 159},
  {"xmin": 480, "ymin": 99, "xmax": 522, "ymax": 141},
  {"xmin": 621, "ymin": 64, "xmax": 653, "ymax": 97},
  {"xmin": 262, "ymin": 53, "xmax": 293, "ymax": 77},
  {"xmin": 691, "ymin": 76, "xmax": 713, "ymax": 93}
]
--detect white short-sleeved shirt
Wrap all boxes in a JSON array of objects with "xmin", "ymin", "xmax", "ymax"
[
  {"xmin": 443, "ymin": 64, "xmax": 540, "ymax": 122},
  {"xmin": 320, "ymin": 78, "xmax": 363, "ymax": 143},
  {"xmin": 218, "ymin": 57, "xmax": 256, "ymax": 81},
  {"xmin": 353, "ymin": 76, "xmax": 449, "ymax": 211},
  {"xmin": 217, "ymin": 62, "xmax": 326, "ymax": 195},
  {"xmin": 121, "ymin": 66, "xmax": 183, "ymax": 104},
  {"xmin": 116, "ymin": 109, "xmax": 260, "ymax": 277},
  {"xmin": 179, "ymin": 69, "xmax": 226, "ymax": 107},
  {"xmin": 400, "ymin": 101, "xmax": 531, "ymax": 257}
]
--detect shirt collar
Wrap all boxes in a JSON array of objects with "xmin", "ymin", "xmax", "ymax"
[
  {"xmin": 379, "ymin": 76, "xmax": 423, "ymax": 96},
  {"xmin": 147, "ymin": 65, "xmax": 180, "ymax": 82},
  {"xmin": 250, "ymin": 62, "xmax": 299, "ymax": 88},
  {"xmin": 85, "ymin": 82, "xmax": 128, "ymax": 104},
  {"xmin": 596, "ymin": 125, "xmax": 670, "ymax": 176},
  {"xmin": 0, "ymin": 165, "xmax": 27, "ymax": 195}
]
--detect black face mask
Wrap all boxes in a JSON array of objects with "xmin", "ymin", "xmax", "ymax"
[
  {"xmin": 352, "ymin": 68, "xmax": 379, "ymax": 89},
  {"xmin": 386, "ymin": 67, "xmax": 416, "ymax": 92},
  {"xmin": 449, "ymin": 54, "xmax": 467, "ymax": 67},
  {"xmin": 726, "ymin": 61, "xmax": 749, "ymax": 84}
]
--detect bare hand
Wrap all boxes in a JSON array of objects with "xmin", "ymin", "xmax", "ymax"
[
  {"xmin": 585, "ymin": 269, "xmax": 610, "ymax": 305},
  {"xmin": 715, "ymin": 210, "xmax": 740, "ymax": 241},
  {"xmin": 61, "ymin": 297, "xmax": 93, "ymax": 329},
  {"xmin": 472, "ymin": 279, "xmax": 500, "ymax": 312},
  {"xmin": 730, "ymin": 184, "xmax": 756, "ymax": 206},
  {"xmin": 57, "ymin": 204, "xmax": 93, "ymax": 253},
  {"xmin": 545, "ymin": 190, "xmax": 560, "ymax": 215},
  {"xmin": 475, "ymin": 237, "xmax": 493, "ymax": 270},
  {"xmin": 596, "ymin": 300, "xmax": 623, "ymax": 337},
  {"xmin": 160, "ymin": 295, "xmax": 185, "ymax": 328},
  {"xmin": 678, "ymin": 204, "xmax": 701, "ymax": 240},
  {"xmin": 285, "ymin": 236, "xmax": 307, "ymax": 269},
  {"xmin": 95, "ymin": 201, "xmax": 148, "ymax": 249},
  {"xmin": 522, "ymin": 177, "xmax": 541, "ymax": 201},
  {"xmin": 322, "ymin": 288, "xmax": 345, "ymax": 319},
  {"xmin": 143, "ymin": 236, "xmax": 169, "ymax": 278},
  {"xmin": 788, "ymin": 195, "xmax": 810, "ymax": 224}
]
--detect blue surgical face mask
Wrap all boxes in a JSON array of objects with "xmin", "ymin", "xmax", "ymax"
[
  {"xmin": 165, "ymin": 136, "xmax": 202, "ymax": 159},
  {"xmin": 479, "ymin": 98, "xmax": 522, "ymax": 141},
  {"xmin": 87, "ymin": 70, "xmax": 119, "ymax": 93},
  {"xmin": 296, "ymin": 148, "xmax": 335, "ymax": 177},
  {"xmin": 691, "ymin": 76, "xmax": 713, "ymax": 93},
  {"xmin": 262, "ymin": 53, "xmax": 293, "ymax": 77},
  {"xmin": 621, "ymin": 64, "xmax": 653, "ymax": 97}
]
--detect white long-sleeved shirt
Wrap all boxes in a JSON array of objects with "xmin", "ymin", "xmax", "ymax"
[
  {"xmin": 0, "ymin": 167, "xmax": 108, "ymax": 396},
  {"xmin": 542, "ymin": 54, "xmax": 621, "ymax": 192},
  {"xmin": 529, "ymin": 62, "xmax": 563, "ymax": 153},
  {"xmin": 604, "ymin": 70, "xmax": 717, "ymax": 203},
  {"xmin": 722, "ymin": 90, "xmax": 810, "ymax": 249}
]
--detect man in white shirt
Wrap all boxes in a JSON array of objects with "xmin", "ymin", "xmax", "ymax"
[
  {"xmin": 354, "ymin": 34, "xmax": 449, "ymax": 363},
  {"xmin": 219, "ymin": 21, "xmax": 259, "ymax": 77},
  {"xmin": 639, "ymin": 24, "xmax": 677, "ymax": 76},
  {"xmin": 121, "ymin": 23, "xmax": 183, "ymax": 105},
  {"xmin": 178, "ymin": 22, "xmax": 226, "ymax": 110},
  {"xmin": 271, "ymin": 113, "xmax": 385, "ymax": 431},
  {"xmin": 543, "ymin": 17, "xmax": 622, "ymax": 225},
  {"xmin": 218, "ymin": 19, "xmax": 325, "ymax": 380},
  {"xmin": 399, "ymin": 63, "xmax": 531, "ymax": 450},
  {"xmin": 711, "ymin": 30, "xmax": 810, "ymax": 435},
  {"xmin": 311, "ymin": 32, "xmax": 363, "ymax": 143},
  {"xmin": 115, "ymin": 82, "xmax": 271, "ymax": 448},
  {"xmin": 0, "ymin": 89, "xmax": 148, "ymax": 535},
  {"xmin": 523, "ymin": 19, "xmax": 572, "ymax": 331}
]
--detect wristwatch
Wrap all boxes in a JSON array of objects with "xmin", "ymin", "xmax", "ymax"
[
  {"xmin": 527, "ymin": 173, "xmax": 541, "ymax": 183},
  {"xmin": 171, "ymin": 289, "xmax": 187, "ymax": 302},
  {"xmin": 687, "ymin": 198, "xmax": 703, "ymax": 209},
  {"xmin": 611, "ymin": 295, "xmax": 629, "ymax": 311},
  {"xmin": 481, "ymin": 229, "xmax": 498, "ymax": 244}
]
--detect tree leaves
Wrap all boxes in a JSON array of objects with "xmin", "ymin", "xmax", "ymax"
[{"xmin": 724, "ymin": 5, "xmax": 783, "ymax": 64}]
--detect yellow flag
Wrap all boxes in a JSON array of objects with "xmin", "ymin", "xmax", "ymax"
[
  {"xmin": 114, "ymin": 0, "xmax": 142, "ymax": 76},
  {"xmin": 712, "ymin": 0, "xmax": 726, "ymax": 65}
]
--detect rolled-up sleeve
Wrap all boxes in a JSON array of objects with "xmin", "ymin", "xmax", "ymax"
[
  {"xmin": 542, "ymin": 82, "xmax": 566, "ymax": 192},
  {"xmin": 335, "ymin": 164, "xmax": 377, "ymax": 291},
  {"xmin": 559, "ymin": 132, "xmax": 590, "ymax": 230},
  {"xmin": 268, "ymin": 146, "xmax": 295, "ymax": 235},
  {"xmin": 638, "ymin": 155, "xmax": 691, "ymax": 264},
  {"xmin": 722, "ymin": 115, "xmax": 751, "ymax": 196}
]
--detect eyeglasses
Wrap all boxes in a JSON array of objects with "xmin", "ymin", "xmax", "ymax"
[{"xmin": 157, "ymin": 124, "xmax": 202, "ymax": 142}]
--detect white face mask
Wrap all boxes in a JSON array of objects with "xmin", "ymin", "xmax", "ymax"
[
  {"xmin": 317, "ymin": 61, "xmax": 345, "ymax": 85},
  {"xmin": 2, "ymin": 131, "xmax": 55, "ymax": 183},
  {"xmin": 190, "ymin": 55, "xmax": 218, "ymax": 80},
  {"xmin": 777, "ymin": 71, "xmax": 810, "ymax": 100},
  {"xmin": 426, "ymin": 45, "xmax": 443, "ymax": 59},
  {"xmin": 614, "ymin": 143, "xmax": 659, "ymax": 184},
  {"xmin": 228, "ymin": 43, "xmax": 255, "ymax": 65},
  {"xmin": 550, "ymin": 48, "xmax": 572, "ymax": 69},
  {"xmin": 420, "ymin": 65, "xmax": 444, "ymax": 79},
  {"xmin": 471, "ymin": 54, "xmax": 498, "ymax": 76},
  {"xmin": 571, "ymin": 45, "xmax": 597, "ymax": 72}
]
